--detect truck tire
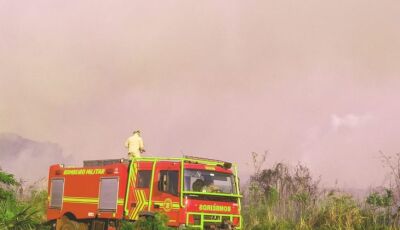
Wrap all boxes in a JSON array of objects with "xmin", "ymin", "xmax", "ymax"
[
  {"xmin": 60, "ymin": 221, "xmax": 79, "ymax": 230},
  {"xmin": 57, "ymin": 216, "xmax": 88, "ymax": 230}
]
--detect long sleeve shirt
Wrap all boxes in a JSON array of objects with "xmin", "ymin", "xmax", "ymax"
[{"xmin": 124, "ymin": 133, "xmax": 144, "ymax": 155}]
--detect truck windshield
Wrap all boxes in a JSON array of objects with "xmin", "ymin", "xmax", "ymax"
[{"xmin": 184, "ymin": 169, "xmax": 236, "ymax": 194}]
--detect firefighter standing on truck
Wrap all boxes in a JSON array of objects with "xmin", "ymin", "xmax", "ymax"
[{"xmin": 125, "ymin": 130, "xmax": 145, "ymax": 159}]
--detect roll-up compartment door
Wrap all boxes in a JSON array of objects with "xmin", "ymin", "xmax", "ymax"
[
  {"xmin": 50, "ymin": 178, "xmax": 64, "ymax": 209},
  {"xmin": 99, "ymin": 177, "xmax": 119, "ymax": 211}
]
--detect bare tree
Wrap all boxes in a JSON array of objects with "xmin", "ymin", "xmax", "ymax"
[
  {"xmin": 380, "ymin": 151, "xmax": 400, "ymax": 200},
  {"xmin": 246, "ymin": 152, "xmax": 320, "ymax": 223}
]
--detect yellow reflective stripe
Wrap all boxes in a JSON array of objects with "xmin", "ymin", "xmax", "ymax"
[
  {"xmin": 63, "ymin": 196, "xmax": 124, "ymax": 205},
  {"xmin": 130, "ymin": 191, "xmax": 139, "ymax": 219},
  {"xmin": 153, "ymin": 201, "xmax": 180, "ymax": 209},
  {"xmin": 137, "ymin": 190, "xmax": 146, "ymax": 218},
  {"xmin": 64, "ymin": 196, "xmax": 98, "ymax": 199},
  {"xmin": 130, "ymin": 190, "xmax": 141, "ymax": 219},
  {"xmin": 153, "ymin": 200, "xmax": 180, "ymax": 204},
  {"xmin": 128, "ymin": 162, "xmax": 137, "ymax": 195},
  {"xmin": 131, "ymin": 162, "xmax": 138, "ymax": 186},
  {"xmin": 138, "ymin": 190, "xmax": 146, "ymax": 213},
  {"xmin": 64, "ymin": 196, "xmax": 99, "ymax": 204},
  {"xmin": 130, "ymin": 190, "xmax": 147, "ymax": 220}
]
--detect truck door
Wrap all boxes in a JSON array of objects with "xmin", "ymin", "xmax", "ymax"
[
  {"xmin": 126, "ymin": 161, "xmax": 153, "ymax": 220},
  {"xmin": 151, "ymin": 162, "xmax": 181, "ymax": 226}
]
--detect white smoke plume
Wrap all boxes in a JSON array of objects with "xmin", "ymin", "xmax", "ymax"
[
  {"xmin": 0, "ymin": 133, "xmax": 73, "ymax": 183},
  {"xmin": 331, "ymin": 114, "xmax": 372, "ymax": 130}
]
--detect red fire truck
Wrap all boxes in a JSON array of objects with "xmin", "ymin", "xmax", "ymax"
[{"xmin": 47, "ymin": 156, "xmax": 242, "ymax": 229}]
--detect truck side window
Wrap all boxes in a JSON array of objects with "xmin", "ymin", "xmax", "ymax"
[
  {"xmin": 168, "ymin": 171, "xmax": 179, "ymax": 196},
  {"xmin": 137, "ymin": 170, "xmax": 151, "ymax": 188},
  {"xmin": 158, "ymin": 170, "xmax": 179, "ymax": 196}
]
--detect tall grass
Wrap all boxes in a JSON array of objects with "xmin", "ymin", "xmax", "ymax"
[{"xmin": 242, "ymin": 152, "xmax": 400, "ymax": 230}]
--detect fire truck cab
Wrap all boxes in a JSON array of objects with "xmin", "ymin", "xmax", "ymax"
[{"xmin": 47, "ymin": 156, "xmax": 242, "ymax": 229}]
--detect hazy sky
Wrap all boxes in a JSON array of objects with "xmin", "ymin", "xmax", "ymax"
[{"xmin": 1, "ymin": 0, "xmax": 400, "ymax": 188}]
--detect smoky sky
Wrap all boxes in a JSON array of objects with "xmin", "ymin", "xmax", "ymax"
[
  {"xmin": 0, "ymin": 133, "xmax": 72, "ymax": 182},
  {"xmin": 1, "ymin": 0, "xmax": 400, "ymax": 188}
]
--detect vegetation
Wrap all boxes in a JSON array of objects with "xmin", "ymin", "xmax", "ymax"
[
  {"xmin": 0, "ymin": 171, "xmax": 18, "ymax": 201},
  {"xmin": 0, "ymin": 169, "xmax": 49, "ymax": 230},
  {"xmin": 121, "ymin": 213, "xmax": 171, "ymax": 230},
  {"xmin": 242, "ymin": 152, "xmax": 400, "ymax": 229},
  {"xmin": 3, "ymin": 152, "xmax": 400, "ymax": 229}
]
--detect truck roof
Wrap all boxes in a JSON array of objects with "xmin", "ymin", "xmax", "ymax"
[{"xmin": 80, "ymin": 155, "xmax": 233, "ymax": 169}]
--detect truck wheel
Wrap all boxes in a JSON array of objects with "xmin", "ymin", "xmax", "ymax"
[
  {"xmin": 57, "ymin": 216, "xmax": 88, "ymax": 230},
  {"xmin": 61, "ymin": 221, "xmax": 88, "ymax": 230},
  {"xmin": 60, "ymin": 221, "xmax": 79, "ymax": 230}
]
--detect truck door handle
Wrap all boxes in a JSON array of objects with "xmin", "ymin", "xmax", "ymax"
[
  {"xmin": 154, "ymin": 204, "xmax": 160, "ymax": 209},
  {"xmin": 131, "ymin": 203, "xmax": 136, "ymax": 208}
]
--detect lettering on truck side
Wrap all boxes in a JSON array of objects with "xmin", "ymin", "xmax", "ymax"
[
  {"xmin": 199, "ymin": 204, "xmax": 232, "ymax": 212},
  {"xmin": 63, "ymin": 169, "xmax": 106, "ymax": 175}
]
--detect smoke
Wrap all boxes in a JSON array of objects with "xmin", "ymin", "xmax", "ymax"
[
  {"xmin": 331, "ymin": 114, "xmax": 372, "ymax": 130},
  {"xmin": 0, "ymin": 133, "xmax": 73, "ymax": 183},
  {"xmin": 0, "ymin": 0, "xmax": 400, "ymax": 189}
]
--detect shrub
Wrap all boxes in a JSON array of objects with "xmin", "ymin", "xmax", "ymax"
[
  {"xmin": 0, "ymin": 199, "xmax": 40, "ymax": 230},
  {"xmin": 242, "ymin": 153, "xmax": 400, "ymax": 230},
  {"xmin": 0, "ymin": 169, "xmax": 48, "ymax": 229},
  {"xmin": 121, "ymin": 212, "xmax": 172, "ymax": 230}
]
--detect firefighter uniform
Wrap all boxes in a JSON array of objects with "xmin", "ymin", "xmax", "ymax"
[{"xmin": 125, "ymin": 131, "xmax": 145, "ymax": 159}]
